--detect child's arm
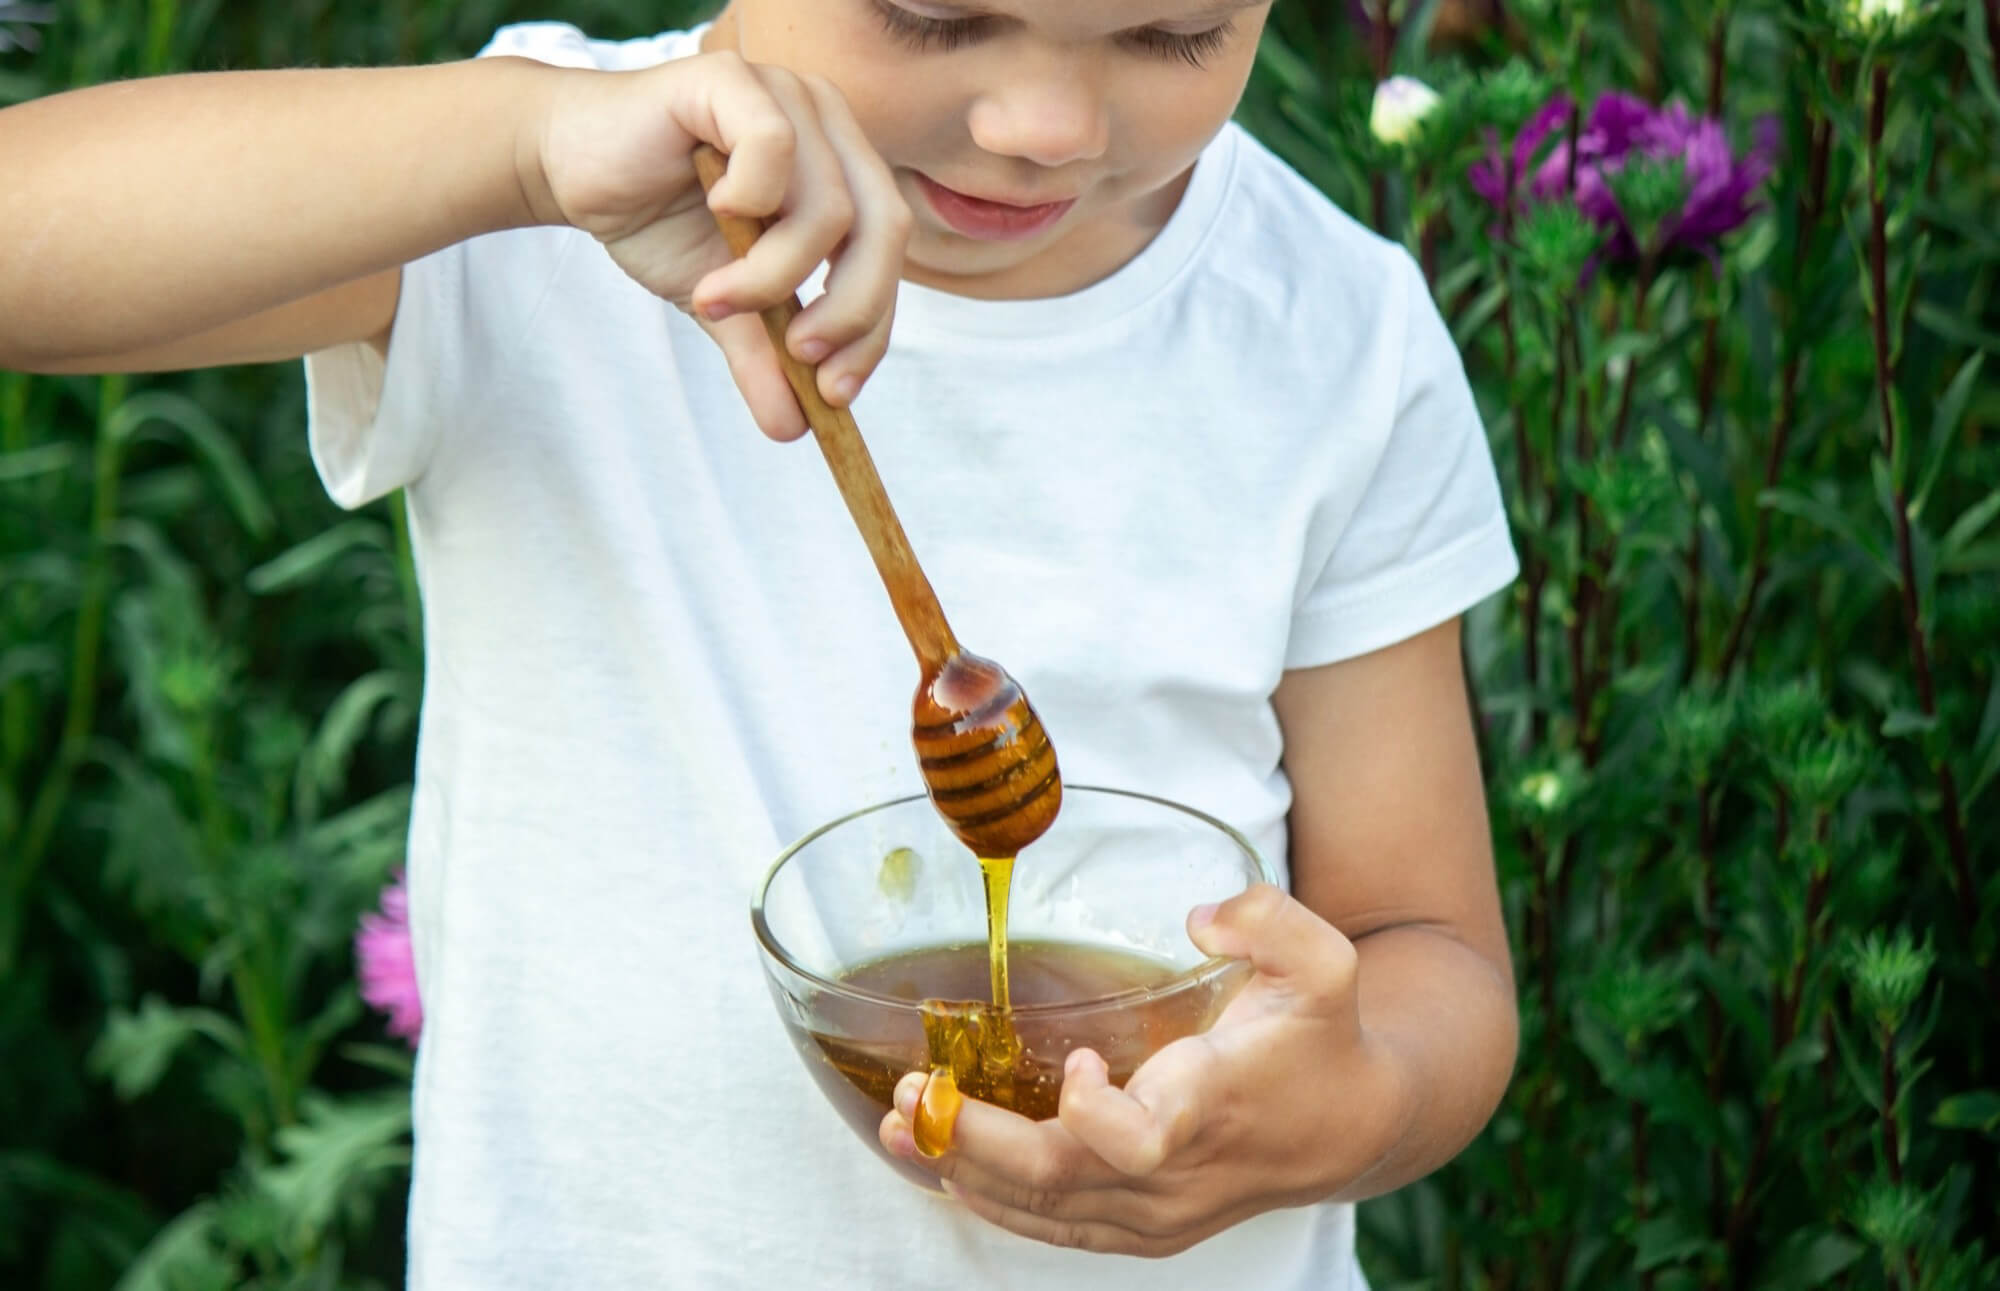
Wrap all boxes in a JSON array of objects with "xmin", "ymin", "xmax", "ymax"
[
  {"xmin": 0, "ymin": 53, "xmax": 909, "ymax": 437},
  {"xmin": 877, "ymin": 616, "xmax": 1518, "ymax": 1254}
]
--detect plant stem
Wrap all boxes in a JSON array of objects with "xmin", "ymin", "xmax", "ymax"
[
  {"xmin": 1, "ymin": 373, "xmax": 31, "ymax": 782},
  {"xmin": 1724, "ymin": 807, "xmax": 1828, "ymax": 1275},
  {"xmin": 1697, "ymin": 779, "xmax": 1725, "ymax": 1235},
  {"xmin": 1680, "ymin": 312, "xmax": 1723, "ymax": 684},
  {"xmin": 1584, "ymin": 265, "xmax": 1659, "ymax": 759},
  {"xmin": 1717, "ymin": 103, "xmax": 1834, "ymax": 680},
  {"xmin": 1, "ymin": 375, "xmax": 126, "ymax": 974},
  {"xmin": 1522, "ymin": 262, "xmax": 1558, "ymax": 754},
  {"xmin": 1879, "ymin": 1019, "xmax": 1901, "ymax": 1183},
  {"xmin": 1498, "ymin": 174, "xmax": 1550, "ymax": 755},
  {"xmin": 1569, "ymin": 306, "xmax": 1596, "ymax": 743},
  {"xmin": 1706, "ymin": 4, "xmax": 1730, "ymax": 117},
  {"xmin": 1369, "ymin": 1, "xmax": 1393, "ymax": 231},
  {"xmin": 1989, "ymin": 0, "xmax": 2000, "ymax": 89},
  {"xmin": 142, "ymin": 0, "xmax": 176, "ymax": 75},
  {"xmin": 1633, "ymin": 1095, "xmax": 1655, "ymax": 1291},
  {"xmin": 391, "ymin": 489, "xmax": 424, "ymax": 650},
  {"xmin": 1877, "ymin": 1020, "xmax": 1920, "ymax": 1291},
  {"xmin": 1608, "ymin": 261, "xmax": 1656, "ymax": 458},
  {"xmin": 1863, "ymin": 62, "xmax": 1980, "ymax": 933}
]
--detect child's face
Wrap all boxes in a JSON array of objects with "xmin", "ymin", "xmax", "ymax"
[{"xmin": 707, "ymin": 0, "xmax": 1274, "ymax": 298}]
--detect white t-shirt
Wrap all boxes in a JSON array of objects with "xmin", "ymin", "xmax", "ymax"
[{"xmin": 305, "ymin": 21, "xmax": 1517, "ymax": 1290}]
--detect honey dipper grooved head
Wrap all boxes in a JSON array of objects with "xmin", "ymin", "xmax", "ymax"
[{"xmin": 912, "ymin": 653, "xmax": 1062, "ymax": 857}]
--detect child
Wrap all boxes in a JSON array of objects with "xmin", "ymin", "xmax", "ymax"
[{"xmin": 0, "ymin": 2, "xmax": 1521, "ymax": 1287}]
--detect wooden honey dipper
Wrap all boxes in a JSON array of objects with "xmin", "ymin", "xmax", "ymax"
[{"xmin": 692, "ymin": 145, "xmax": 1062, "ymax": 860}]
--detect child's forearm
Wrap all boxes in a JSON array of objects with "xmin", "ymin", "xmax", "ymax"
[
  {"xmin": 0, "ymin": 58, "xmax": 556, "ymax": 366},
  {"xmin": 1333, "ymin": 923, "xmax": 1520, "ymax": 1203}
]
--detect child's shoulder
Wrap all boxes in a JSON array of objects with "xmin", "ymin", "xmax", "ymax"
[
  {"xmin": 478, "ymin": 20, "xmax": 701, "ymax": 71},
  {"xmin": 1197, "ymin": 122, "xmax": 1418, "ymax": 313}
]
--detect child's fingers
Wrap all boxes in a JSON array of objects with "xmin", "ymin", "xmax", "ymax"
[
  {"xmin": 682, "ymin": 51, "xmax": 798, "ymax": 219},
  {"xmin": 1057, "ymin": 1042, "xmax": 1212, "ymax": 1178},
  {"xmin": 697, "ymin": 311, "xmax": 809, "ymax": 441},
  {"xmin": 1188, "ymin": 883, "xmax": 1359, "ymax": 1017},
  {"xmin": 691, "ymin": 68, "xmax": 855, "ymax": 321},
  {"xmin": 785, "ymin": 74, "xmax": 908, "ymax": 406}
]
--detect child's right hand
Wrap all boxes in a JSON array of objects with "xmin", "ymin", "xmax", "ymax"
[{"xmin": 524, "ymin": 52, "xmax": 912, "ymax": 441}]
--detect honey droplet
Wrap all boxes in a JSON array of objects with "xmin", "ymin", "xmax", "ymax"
[
  {"xmin": 913, "ymin": 1067, "xmax": 962, "ymax": 1158},
  {"xmin": 878, "ymin": 846, "xmax": 922, "ymax": 902}
]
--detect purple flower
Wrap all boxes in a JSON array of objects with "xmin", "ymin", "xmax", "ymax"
[
  {"xmin": 357, "ymin": 871, "xmax": 422, "ymax": 1046},
  {"xmin": 1472, "ymin": 91, "xmax": 1775, "ymax": 263}
]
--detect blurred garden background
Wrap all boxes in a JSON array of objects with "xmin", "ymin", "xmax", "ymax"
[{"xmin": 2, "ymin": 1, "xmax": 1997, "ymax": 1287}]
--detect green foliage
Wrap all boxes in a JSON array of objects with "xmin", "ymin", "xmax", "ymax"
[
  {"xmin": 3, "ymin": 1, "xmax": 1996, "ymax": 1289},
  {"xmin": 1244, "ymin": 1, "xmax": 2000, "ymax": 1288},
  {"xmin": 0, "ymin": 7, "xmax": 712, "ymax": 1287}
]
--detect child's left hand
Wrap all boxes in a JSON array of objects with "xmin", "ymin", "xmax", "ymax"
[{"xmin": 877, "ymin": 883, "xmax": 1414, "ymax": 1256}]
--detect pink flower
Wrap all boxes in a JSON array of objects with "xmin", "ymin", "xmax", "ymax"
[{"xmin": 356, "ymin": 872, "xmax": 423, "ymax": 1046}]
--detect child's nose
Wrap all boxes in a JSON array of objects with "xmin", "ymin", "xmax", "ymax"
[{"xmin": 966, "ymin": 72, "xmax": 1111, "ymax": 169}]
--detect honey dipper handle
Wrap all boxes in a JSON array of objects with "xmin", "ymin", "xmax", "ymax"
[{"xmin": 691, "ymin": 144, "xmax": 959, "ymax": 671}]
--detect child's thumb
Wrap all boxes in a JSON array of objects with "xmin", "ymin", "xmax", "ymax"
[{"xmin": 1187, "ymin": 883, "xmax": 1357, "ymax": 1003}]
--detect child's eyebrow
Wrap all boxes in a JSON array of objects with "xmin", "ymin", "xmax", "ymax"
[
  {"xmin": 1174, "ymin": 0, "xmax": 1268, "ymax": 17},
  {"xmin": 909, "ymin": 0, "xmax": 1267, "ymax": 24}
]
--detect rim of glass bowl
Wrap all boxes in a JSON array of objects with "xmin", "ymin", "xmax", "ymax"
[{"xmin": 750, "ymin": 784, "xmax": 1278, "ymax": 1016}]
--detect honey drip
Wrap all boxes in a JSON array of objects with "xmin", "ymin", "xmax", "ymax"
[
  {"xmin": 978, "ymin": 854, "xmax": 1014, "ymax": 1010},
  {"xmin": 911, "ymin": 852, "xmax": 1022, "ymax": 1154}
]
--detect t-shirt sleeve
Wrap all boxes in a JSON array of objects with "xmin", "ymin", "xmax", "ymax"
[
  {"xmin": 1285, "ymin": 250, "xmax": 1519, "ymax": 669},
  {"xmin": 304, "ymin": 240, "xmax": 468, "ymax": 509}
]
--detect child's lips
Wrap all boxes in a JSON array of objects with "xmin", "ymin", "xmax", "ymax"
[{"xmin": 915, "ymin": 174, "xmax": 1078, "ymax": 242}]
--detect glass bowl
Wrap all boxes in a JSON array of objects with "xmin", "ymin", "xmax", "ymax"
[{"xmin": 751, "ymin": 784, "xmax": 1274, "ymax": 1188}]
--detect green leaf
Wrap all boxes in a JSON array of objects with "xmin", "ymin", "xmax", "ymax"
[
  {"xmin": 1633, "ymin": 1214, "xmax": 1712, "ymax": 1272},
  {"xmin": 293, "ymin": 669, "xmax": 412, "ymax": 823},
  {"xmin": 289, "ymin": 988, "xmax": 365, "ymax": 1091},
  {"xmin": 1915, "ymin": 301, "xmax": 2000, "ymax": 354},
  {"xmin": 303, "ymin": 785, "xmax": 412, "ymax": 865},
  {"xmin": 109, "ymin": 1202, "xmax": 231, "ymax": 1291},
  {"xmin": 1944, "ymin": 537, "xmax": 2000, "ymax": 573},
  {"xmin": 336, "ymin": 1043, "xmax": 416, "ymax": 1082},
  {"xmin": 1433, "ymin": 256, "xmax": 1486, "ymax": 312},
  {"xmin": 0, "ymin": 441, "xmax": 78, "ymax": 483},
  {"xmin": 1760, "ymin": 1229, "xmax": 1868, "ymax": 1291},
  {"xmin": 1760, "ymin": 487, "xmax": 1899, "ymax": 585},
  {"xmin": 1452, "ymin": 281, "xmax": 1509, "ymax": 349},
  {"xmin": 0, "ymin": 644, "xmax": 60, "ymax": 690},
  {"xmin": 1969, "ymin": 0, "xmax": 2000, "ymax": 128},
  {"xmin": 1972, "ymin": 670, "xmax": 2000, "ymax": 803},
  {"xmin": 104, "ymin": 391, "xmax": 275, "ymax": 540},
  {"xmin": 1880, "ymin": 709, "xmax": 1938, "ymax": 738},
  {"xmin": 87, "ymin": 998, "xmax": 247, "ymax": 1101},
  {"xmin": 245, "ymin": 520, "xmax": 389, "ymax": 595},
  {"xmin": 1914, "ymin": 352, "xmax": 1985, "ymax": 513},
  {"xmin": 1939, "ymin": 488, "xmax": 2000, "ymax": 560},
  {"xmin": 1934, "ymin": 1089, "xmax": 2000, "ymax": 1135},
  {"xmin": 1251, "ymin": 29, "xmax": 1321, "ymax": 98},
  {"xmin": 255, "ymin": 1092, "xmax": 412, "ymax": 1251}
]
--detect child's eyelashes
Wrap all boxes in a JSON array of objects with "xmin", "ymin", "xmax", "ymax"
[
  {"xmin": 867, "ymin": 1, "xmax": 1236, "ymax": 69},
  {"xmin": 870, "ymin": 2, "xmax": 990, "ymax": 54},
  {"xmin": 1121, "ymin": 23, "xmax": 1234, "ymax": 68}
]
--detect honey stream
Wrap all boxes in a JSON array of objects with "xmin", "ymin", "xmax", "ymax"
[{"xmin": 910, "ymin": 853, "xmax": 1022, "ymax": 1157}]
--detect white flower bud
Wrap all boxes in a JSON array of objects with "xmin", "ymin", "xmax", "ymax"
[
  {"xmin": 1839, "ymin": 0, "xmax": 1921, "ymax": 35},
  {"xmin": 1369, "ymin": 76, "xmax": 1443, "ymax": 147}
]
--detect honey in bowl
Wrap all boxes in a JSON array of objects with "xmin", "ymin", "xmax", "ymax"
[
  {"xmin": 793, "ymin": 939, "xmax": 1230, "ymax": 1188},
  {"xmin": 751, "ymin": 786, "xmax": 1272, "ymax": 1190}
]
